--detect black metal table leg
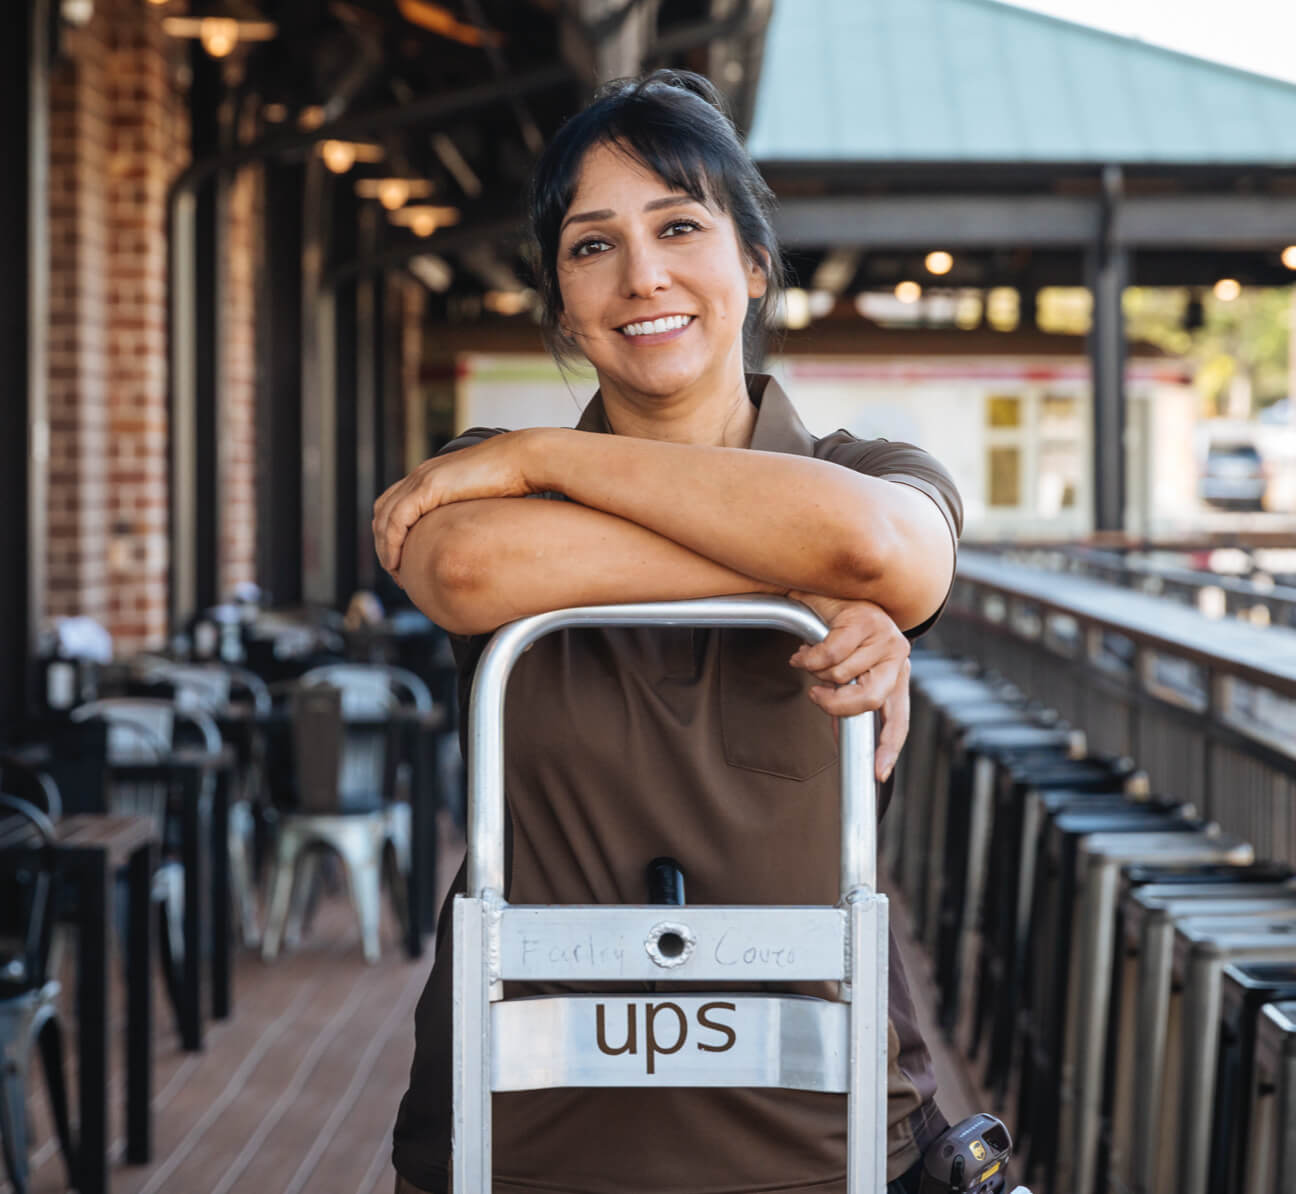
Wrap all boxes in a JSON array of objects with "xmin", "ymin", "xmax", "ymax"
[
  {"xmin": 405, "ymin": 718, "xmax": 426, "ymax": 958},
  {"xmin": 179, "ymin": 768, "xmax": 206, "ymax": 1051},
  {"xmin": 210, "ymin": 765, "xmax": 231, "ymax": 1019},
  {"xmin": 126, "ymin": 839, "xmax": 155, "ymax": 1163},
  {"xmin": 71, "ymin": 848, "xmax": 110, "ymax": 1194}
]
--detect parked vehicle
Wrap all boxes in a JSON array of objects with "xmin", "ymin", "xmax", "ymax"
[{"xmin": 1199, "ymin": 441, "xmax": 1267, "ymax": 510}]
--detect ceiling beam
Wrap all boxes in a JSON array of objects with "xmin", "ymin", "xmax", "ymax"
[{"xmin": 773, "ymin": 193, "xmax": 1296, "ymax": 251}]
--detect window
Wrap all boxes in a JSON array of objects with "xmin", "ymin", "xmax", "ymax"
[
  {"xmin": 983, "ymin": 391, "xmax": 1087, "ymax": 516},
  {"xmin": 988, "ymin": 446, "xmax": 1022, "ymax": 508}
]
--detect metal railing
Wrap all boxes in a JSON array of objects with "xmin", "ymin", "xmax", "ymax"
[
  {"xmin": 932, "ymin": 550, "xmax": 1296, "ymax": 865},
  {"xmin": 977, "ymin": 543, "xmax": 1296, "ymax": 629}
]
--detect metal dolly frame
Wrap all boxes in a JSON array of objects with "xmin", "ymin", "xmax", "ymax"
[{"xmin": 451, "ymin": 598, "xmax": 889, "ymax": 1194}]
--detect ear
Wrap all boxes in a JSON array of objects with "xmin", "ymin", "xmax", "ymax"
[{"xmin": 745, "ymin": 246, "xmax": 770, "ymax": 300}]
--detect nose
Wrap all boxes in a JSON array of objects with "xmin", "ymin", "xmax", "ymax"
[{"xmin": 620, "ymin": 235, "xmax": 670, "ymax": 299}]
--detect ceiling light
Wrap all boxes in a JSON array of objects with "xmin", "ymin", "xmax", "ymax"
[
  {"xmin": 390, "ymin": 205, "xmax": 462, "ymax": 237},
  {"xmin": 924, "ymin": 250, "xmax": 954, "ymax": 276},
  {"xmin": 355, "ymin": 178, "xmax": 434, "ymax": 210},
  {"xmin": 780, "ymin": 288, "xmax": 811, "ymax": 330},
  {"xmin": 298, "ymin": 106, "xmax": 326, "ymax": 131},
  {"xmin": 484, "ymin": 290, "xmax": 536, "ymax": 316},
  {"xmin": 161, "ymin": 4, "xmax": 276, "ymax": 58},
  {"xmin": 320, "ymin": 140, "xmax": 384, "ymax": 174},
  {"xmin": 378, "ymin": 179, "xmax": 410, "ymax": 210},
  {"xmin": 262, "ymin": 103, "xmax": 288, "ymax": 123},
  {"xmin": 894, "ymin": 281, "xmax": 922, "ymax": 304},
  {"xmin": 808, "ymin": 290, "xmax": 836, "ymax": 319},
  {"xmin": 1282, "ymin": 246, "xmax": 1296, "ymax": 270},
  {"xmin": 1213, "ymin": 278, "xmax": 1242, "ymax": 302},
  {"xmin": 986, "ymin": 287, "xmax": 1020, "ymax": 330}
]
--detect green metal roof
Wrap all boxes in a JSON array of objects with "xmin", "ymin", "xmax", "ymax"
[{"xmin": 747, "ymin": 0, "xmax": 1296, "ymax": 165}]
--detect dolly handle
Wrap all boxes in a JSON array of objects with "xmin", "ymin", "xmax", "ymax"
[{"xmin": 465, "ymin": 596, "xmax": 876, "ymax": 901}]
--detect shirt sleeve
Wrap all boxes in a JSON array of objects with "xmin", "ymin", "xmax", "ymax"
[
  {"xmin": 815, "ymin": 431, "xmax": 963, "ymax": 639},
  {"xmin": 436, "ymin": 426, "xmax": 508, "ymax": 456}
]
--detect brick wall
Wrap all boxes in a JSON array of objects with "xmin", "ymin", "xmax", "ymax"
[
  {"xmin": 45, "ymin": 0, "xmax": 189, "ymax": 653},
  {"xmin": 104, "ymin": 0, "xmax": 188, "ymax": 649},
  {"xmin": 45, "ymin": 0, "xmax": 264, "ymax": 653},
  {"xmin": 47, "ymin": 15, "xmax": 112, "ymax": 627}
]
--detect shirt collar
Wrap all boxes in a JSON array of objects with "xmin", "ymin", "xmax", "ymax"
[{"xmin": 574, "ymin": 373, "xmax": 816, "ymax": 458}]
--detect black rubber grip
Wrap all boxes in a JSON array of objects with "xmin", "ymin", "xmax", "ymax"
[{"xmin": 646, "ymin": 856, "xmax": 685, "ymax": 906}]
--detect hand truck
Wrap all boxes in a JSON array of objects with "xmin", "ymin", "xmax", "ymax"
[{"xmin": 451, "ymin": 596, "xmax": 890, "ymax": 1193}]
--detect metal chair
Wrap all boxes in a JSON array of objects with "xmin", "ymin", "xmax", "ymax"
[
  {"xmin": 0, "ymin": 793, "xmax": 75, "ymax": 1194},
  {"xmin": 128, "ymin": 659, "xmax": 269, "ymax": 947},
  {"xmin": 260, "ymin": 683, "xmax": 406, "ymax": 963},
  {"xmin": 70, "ymin": 697, "xmax": 222, "ymax": 1030},
  {"xmin": 299, "ymin": 663, "xmax": 430, "ymax": 898}
]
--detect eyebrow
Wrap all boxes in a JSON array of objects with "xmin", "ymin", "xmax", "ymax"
[{"xmin": 561, "ymin": 193, "xmax": 698, "ymax": 232}]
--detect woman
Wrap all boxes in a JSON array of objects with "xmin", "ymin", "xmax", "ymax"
[{"xmin": 377, "ymin": 70, "xmax": 961, "ymax": 1194}]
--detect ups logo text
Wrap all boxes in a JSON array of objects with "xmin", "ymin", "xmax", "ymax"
[{"xmin": 595, "ymin": 1001, "xmax": 736, "ymax": 1074}]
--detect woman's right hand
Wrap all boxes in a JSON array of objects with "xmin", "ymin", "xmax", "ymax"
[
  {"xmin": 786, "ymin": 591, "xmax": 911, "ymax": 781},
  {"xmin": 372, "ymin": 429, "xmax": 548, "ymax": 580}
]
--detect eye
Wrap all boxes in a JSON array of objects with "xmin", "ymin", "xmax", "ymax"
[
  {"xmin": 568, "ymin": 236, "xmax": 611, "ymax": 259},
  {"xmin": 661, "ymin": 218, "xmax": 702, "ymax": 237}
]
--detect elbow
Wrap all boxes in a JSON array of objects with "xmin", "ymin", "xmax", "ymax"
[
  {"xmin": 401, "ymin": 511, "xmax": 492, "ymax": 636},
  {"xmin": 836, "ymin": 515, "xmax": 952, "ymax": 631},
  {"xmin": 832, "ymin": 521, "xmax": 895, "ymax": 601}
]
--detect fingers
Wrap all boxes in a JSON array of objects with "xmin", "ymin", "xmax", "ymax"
[
  {"xmin": 875, "ymin": 657, "xmax": 911, "ymax": 782},
  {"xmin": 795, "ymin": 639, "xmax": 890, "ymax": 687},
  {"xmin": 372, "ymin": 476, "xmax": 431, "ymax": 576},
  {"xmin": 806, "ymin": 652, "xmax": 905, "ymax": 718},
  {"xmin": 789, "ymin": 622, "xmax": 872, "ymax": 677}
]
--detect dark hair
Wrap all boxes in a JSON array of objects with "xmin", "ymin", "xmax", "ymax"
[{"xmin": 528, "ymin": 69, "xmax": 786, "ymax": 367}]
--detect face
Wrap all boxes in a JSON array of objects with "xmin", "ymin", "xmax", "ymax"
[{"xmin": 555, "ymin": 141, "xmax": 767, "ymax": 407}]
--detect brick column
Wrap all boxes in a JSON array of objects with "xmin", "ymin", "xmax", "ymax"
[
  {"xmin": 105, "ymin": 0, "xmax": 189, "ymax": 649},
  {"xmin": 46, "ymin": 16, "xmax": 112, "ymax": 626},
  {"xmin": 220, "ymin": 160, "xmax": 261, "ymax": 594}
]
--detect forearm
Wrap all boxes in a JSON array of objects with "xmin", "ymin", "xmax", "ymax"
[
  {"xmin": 530, "ymin": 429, "xmax": 953, "ymax": 629},
  {"xmin": 400, "ymin": 497, "xmax": 782, "ymax": 636}
]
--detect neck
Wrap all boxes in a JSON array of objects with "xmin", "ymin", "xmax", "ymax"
[{"xmin": 599, "ymin": 364, "xmax": 757, "ymax": 448}]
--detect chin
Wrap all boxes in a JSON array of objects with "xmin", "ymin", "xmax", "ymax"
[{"xmin": 604, "ymin": 357, "xmax": 718, "ymax": 400}]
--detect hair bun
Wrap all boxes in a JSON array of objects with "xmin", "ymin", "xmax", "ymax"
[{"xmin": 595, "ymin": 68, "xmax": 734, "ymax": 122}]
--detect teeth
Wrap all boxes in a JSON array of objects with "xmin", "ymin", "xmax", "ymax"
[{"xmin": 621, "ymin": 315, "xmax": 692, "ymax": 337}]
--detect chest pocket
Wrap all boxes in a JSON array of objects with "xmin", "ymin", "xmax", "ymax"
[{"xmin": 718, "ymin": 629, "xmax": 838, "ymax": 781}]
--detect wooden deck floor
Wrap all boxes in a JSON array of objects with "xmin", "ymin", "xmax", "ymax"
[{"xmin": 10, "ymin": 833, "xmax": 1007, "ymax": 1194}]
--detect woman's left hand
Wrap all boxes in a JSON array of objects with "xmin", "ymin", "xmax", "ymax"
[
  {"xmin": 787, "ymin": 591, "xmax": 911, "ymax": 782},
  {"xmin": 372, "ymin": 429, "xmax": 544, "ymax": 578}
]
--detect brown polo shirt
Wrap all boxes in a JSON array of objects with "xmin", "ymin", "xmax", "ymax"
[{"xmin": 393, "ymin": 375, "xmax": 963, "ymax": 1193}]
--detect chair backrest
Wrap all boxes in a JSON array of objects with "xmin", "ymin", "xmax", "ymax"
[
  {"xmin": 0, "ymin": 756, "xmax": 63, "ymax": 822},
  {"xmin": 72, "ymin": 698, "xmax": 173, "ymax": 761},
  {"xmin": 385, "ymin": 666, "xmax": 434, "ymax": 713},
  {"xmin": 225, "ymin": 665, "xmax": 272, "ymax": 714},
  {"xmin": 162, "ymin": 664, "xmax": 232, "ymax": 713},
  {"xmin": 290, "ymin": 684, "xmax": 344, "ymax": 814},
  {"xmin": 71, "ymin": 698, "xmax": 190, "ymax": 825},
  {"xmin": 0, "ymin": 793, "xmax": 58, "ymax": 995},
  {"xmin": 299, "ymin": 663, "xmax": 398, "ymax": 716}
]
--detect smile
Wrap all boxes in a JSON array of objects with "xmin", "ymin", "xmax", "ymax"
[{"xmin": 618, "ymin": 314, "xmax": 694, "ymax": 337}]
